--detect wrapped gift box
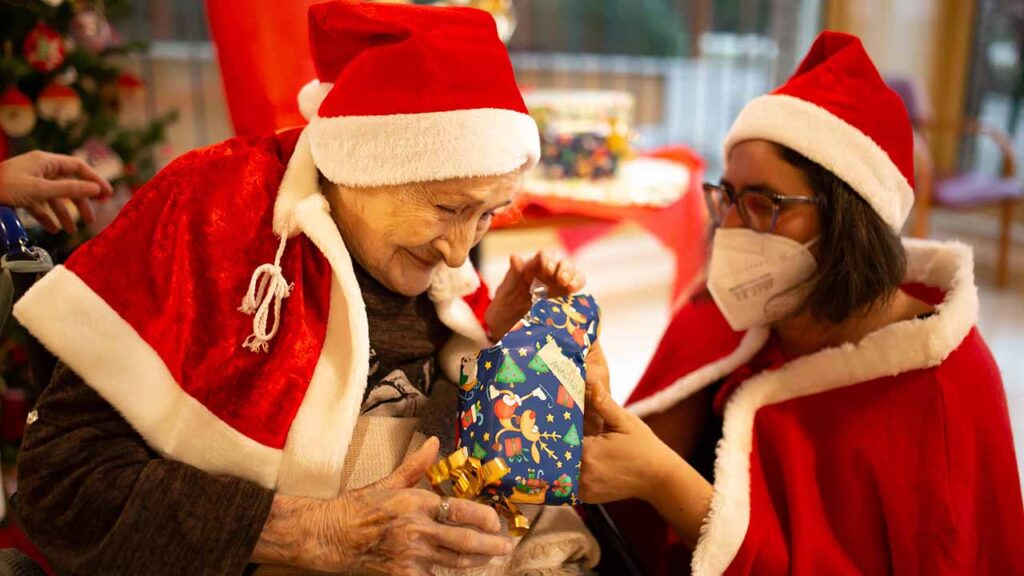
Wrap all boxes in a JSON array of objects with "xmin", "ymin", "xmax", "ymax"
[
  {"xmin": 456, "ymin": 293, "xmax": 600, "ymax": 506},
  {"xmin": 524, "ymin": 90, "xmax": 634, "ymax": 181}
]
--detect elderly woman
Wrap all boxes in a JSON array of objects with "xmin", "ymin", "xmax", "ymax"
[
  {"xmin": 12, "ymin": 2, "xmax": 599, "ymax": 575},
  {"xmin": 580, "ymin": 32, "xmax": 1023, "ymax": 575}
]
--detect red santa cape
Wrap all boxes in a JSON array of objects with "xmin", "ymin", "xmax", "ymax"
[
  {"xmin": 13, "ymin": 126, "xmax": 493, "ymax": 499},
  {"xmin": 625, "ymin": 239, "xmax": 1024, "ymax": 574}
]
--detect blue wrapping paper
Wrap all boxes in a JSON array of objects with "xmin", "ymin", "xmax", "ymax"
[{"xmin": 456, "ymin": 294, "xmax": 600, "ymax": 506}]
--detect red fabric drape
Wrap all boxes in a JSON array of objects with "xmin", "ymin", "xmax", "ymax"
[{"xmin": 206, "ymin": 0, "xmax": 318, "ymax": 136}]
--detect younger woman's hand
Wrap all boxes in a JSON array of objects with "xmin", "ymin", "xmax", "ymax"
[{"xmin": 580, "ymin": 391, "xmax": 678, "ymax": 504}]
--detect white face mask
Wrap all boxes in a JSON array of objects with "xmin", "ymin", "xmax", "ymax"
[{"xmin": 707, "ymin": 228, "xmax": 819, "ymax": 331}]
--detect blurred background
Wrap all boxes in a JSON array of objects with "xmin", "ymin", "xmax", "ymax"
[{"xmin": 0, "ymin": 0, "xmax": 1021, "ymax": 491}]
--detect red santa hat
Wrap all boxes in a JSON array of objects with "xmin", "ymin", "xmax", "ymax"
[
  {"xmin": 723, "ymin": 31, "xmax": 914, "ymax": 231},
  {"xmin": 296, "ymin": 0, "xmax": 540, "ymax": 188}
]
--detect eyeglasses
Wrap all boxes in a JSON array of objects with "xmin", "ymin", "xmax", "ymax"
[{"xmin": 702, "ymin": 182, "xmax": 820, "ymax": 233}]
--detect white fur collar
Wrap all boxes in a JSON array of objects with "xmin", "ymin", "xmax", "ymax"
[
  {"xmin": 681, "ymin": 238, "xmax": 980, "ymax": 575},
  {"xmin": 631, "ymin": 238, "xmax": 979, "ymax": 420},
  {"xmin": 270, "ymin": 127, "xmax": 489, "ymax": 498}
]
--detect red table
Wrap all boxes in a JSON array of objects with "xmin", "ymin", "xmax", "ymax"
[{"xmin": 492, "ymin": 146, "xmax": 709, "ymax": 309}]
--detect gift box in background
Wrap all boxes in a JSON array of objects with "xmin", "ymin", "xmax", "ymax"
[{"xmin": 456, "ymin": 293, "xmax": 600, "ymax": 506}]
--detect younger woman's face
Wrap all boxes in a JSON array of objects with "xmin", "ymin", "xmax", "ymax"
[
  {"xmin": 720, "ymin": 140, "xmax": 822, "ymax": 244},
  {"xmin": 326, "ymin": 173, "xmax": 519, "ymax": 296}
]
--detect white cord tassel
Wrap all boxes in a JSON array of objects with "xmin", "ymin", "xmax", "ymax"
[{"xmin": 239, "ymin": 234, "xmax": 294, "ymax": 353}]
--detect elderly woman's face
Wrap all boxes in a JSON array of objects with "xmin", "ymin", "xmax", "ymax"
[
  {"xmin": 327, "ymin": 173, "xmax": 519, "ymax": 296},
  {"xmin": 721, "ymin": 140, "xmax": 821, "ymax": 244}
]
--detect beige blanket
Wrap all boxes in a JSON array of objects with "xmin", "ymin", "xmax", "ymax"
[{"xmin": 257, "ymin": 384, "xmax": 599, "ymax": 576}]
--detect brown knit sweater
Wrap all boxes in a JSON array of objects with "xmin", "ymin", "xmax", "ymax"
[
  {"xmin": 16, "ymin": 362, "xmax": 274, "ymax": 575},
  {"xmin": 15, "ymin": 260, "xmax": 453, "ymax": 575}
]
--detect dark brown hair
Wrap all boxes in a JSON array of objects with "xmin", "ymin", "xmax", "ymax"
[{"xmin": 775, "ymin": 144, "xmax": 906, "ymax": 324}]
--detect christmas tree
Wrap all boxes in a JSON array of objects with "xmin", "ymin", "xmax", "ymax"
[
  {"xmin": 472, "ymin": 441, "xmax": 488, "ymax": 460},
  {"xmin": 527, "ymin": 352, "xmax": 550, "ymax": 374},
  {"xmin": 1, "ymin": 0, "xmax": 176, "ymax": 393},
  {"xmin": 0, "ymin": 0, "xmax": 176, "ymax": 199},
  {"xmin": 563, "ymin": 423, "xmax": 580, "ymax": 447},
  {"xmin": 495, "ymin": 352, "xmax": 527, "ymax": 385}
]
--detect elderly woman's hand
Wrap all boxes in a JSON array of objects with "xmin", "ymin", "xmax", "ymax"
[
  {"xmin": 485, "ymin": 251, "xmax": 586, "ymax": 339},
  {"xmin": 254, "ymin": 437, "xmax": 513, "ymax": 575}
]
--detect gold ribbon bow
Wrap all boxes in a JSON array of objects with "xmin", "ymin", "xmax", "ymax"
[{"xmin": 426, "ymin": 447, "xmax": 531, "ymax": 537}]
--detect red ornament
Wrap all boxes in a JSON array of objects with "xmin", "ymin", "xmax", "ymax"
[
  {"xmin": 36, "ymin": 82, "xmax": 82, "ymax": 126},
  {"xmin": 116, "ymin": 72, "xmax": 145, "ymax": 93},
  {"xmin": 23, "ymin": 23, "xmax": 66, "ymax": 72},
  {"xmin": 0, "ymin": 86, "xmax": 37, "ymax": 137},
  {"xmin": 116, "ymin": 72, "xmax": 146, "ymax": 128}
]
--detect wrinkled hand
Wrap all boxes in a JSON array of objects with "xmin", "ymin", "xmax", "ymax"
[
  {"xmin": 303, "ymin": 437, "xmax": 513, "ymax": 575},
  {"xmin": 484, "ymin": 251, "xmax": 586, "ymax": 339},
  {"xmin": 580, "ymin": 391, "xmax": 677, "ymax": 504},
  {"xmin": 0, "ymin": 150, "xmax": 113, "ymax": 233}
]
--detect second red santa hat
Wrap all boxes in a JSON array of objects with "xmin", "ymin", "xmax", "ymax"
[{"xmin": 724, "ymin": 31, "xmax": 915, "ymax": 231}]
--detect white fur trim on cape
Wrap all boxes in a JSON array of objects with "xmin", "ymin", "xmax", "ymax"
[
  {"xmin": 271, "ymin": 131, "xmax": 490, "ymax": 496},
  {"xmin": 689, "ymin": 239, "xmax": 978, "ymax": 575},
  {"xmin": 628, "ymin": 327, "xmax": 770, "ymax": 419},
  {"xmin": 14, "ymin": 126, "xmax": 494, "ymax": 501},
  {"xmin": 272, "ymin": 128, "xmax": 319, "ymax": 238},
  {"xmin": 263, "ymin": 131, "xmax": 372, "ymax": 496},
  {"xmin": 297, "ymin": 79, "xmax": 333, "ymax": 121},
  {"xmin": 307, "ymin": 108, "xmax": 540, "ymax": 187},
  {"xmin": 724, "ymin": 94, "xmax": 914, "ymax": 232},
  {"xmin": 12, "ymin": 266, "xmax": 283, "ymax": 489}
]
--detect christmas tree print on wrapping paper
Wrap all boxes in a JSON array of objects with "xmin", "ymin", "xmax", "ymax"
[{"xmin": 455, "ymin": 294, "xmax": 600, "ymax": 506}]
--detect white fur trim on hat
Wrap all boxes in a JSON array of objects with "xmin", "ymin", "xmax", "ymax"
[
  {"xmin": 297, "ymin": 80, "xmax": 334, "ymax": 121},
  {"xmin": 307, "ymin": 108, "xmax": 540, "ymax": 187},
  {"xmin": 723, "ymin": 94, "xmax": 914, "ymax": 232}
]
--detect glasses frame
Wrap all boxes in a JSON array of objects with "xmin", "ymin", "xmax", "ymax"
[{"xmin": 702, "ymin": 182, "xmax": 821, "ymax": 233}]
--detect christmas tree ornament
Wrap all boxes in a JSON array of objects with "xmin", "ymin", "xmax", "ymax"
[
  {"xmin": 441, "ymin": 0, "xmax": 517, "ymax": 42},
  {"xmin": 116, "ymin": 71, "xmax": 146, "ymax": 128},
  {"xmin": 78, "ymin": 75, "xmax": 98, "ymax": 94},
  {"xmin": 36, "ymin": 82, "xmax": 83, "ymax": 126},
  {"xmin": 0, "ymin": 86, "xmax": 37, "ymax": 137},
  {"xmin": 55, "ymin": 65, "xmax": 79, "ymax": 86},
  {"xmin": 23, "ymin": 23, "xmax": 66, "ymax": 72},
  {"xmin": 70, "ymin": 8, "xmax": 113, "ymax": 54},
  {"xmin": 116, "ymin": 71, "xmax": 144, "ymax": 96},
  {"xmin": 73, "ymin": 138, "xmax": 124, "ymax": 181}
]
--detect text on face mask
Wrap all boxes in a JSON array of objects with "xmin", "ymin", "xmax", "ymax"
[{"xmin": 727, "ymin": 273, "xmax": 774, "ymax": 302}]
